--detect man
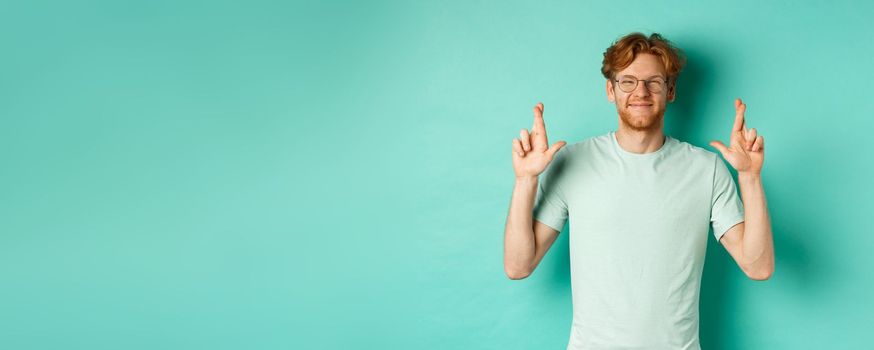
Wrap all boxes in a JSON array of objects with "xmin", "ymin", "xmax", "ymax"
[{"xmin": 502, "ymin": 32, "xmax": 774, "ymax": 350}]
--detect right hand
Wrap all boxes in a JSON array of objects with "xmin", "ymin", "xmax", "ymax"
[{"xmin": 512, "ymin": 102, "xmax": 566, "ymax": 179}]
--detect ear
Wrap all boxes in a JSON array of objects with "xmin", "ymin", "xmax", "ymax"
[
  {"xmin": 606, "ymin": 79, "xmax": 615, "ymax": 103},
  {"xmin": 666, "ymin": 80, "xmax": 676, "ymax": 102}
]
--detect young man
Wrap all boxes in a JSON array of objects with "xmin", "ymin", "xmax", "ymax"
[{"xmin": 503, "ymin": 32, "xmax": 774, "ymax": 349}]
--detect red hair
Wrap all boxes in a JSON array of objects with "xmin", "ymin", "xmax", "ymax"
[{"xmin": 601, "ymin": 32, "xmax": 686, "ymax": 83}]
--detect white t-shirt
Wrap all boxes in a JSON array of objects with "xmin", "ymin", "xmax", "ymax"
[{"xmin": 533, "ymin": 130, "xmax": 745, "ymax": 350}]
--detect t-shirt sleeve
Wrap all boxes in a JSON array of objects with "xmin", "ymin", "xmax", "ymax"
[
  {"xmin": 532, "ymin": 150, "xmax": 569, "ymax": 232},
  {"xmin": 710, "ymin": 154, "xmax": 745, "ymax": 241}
]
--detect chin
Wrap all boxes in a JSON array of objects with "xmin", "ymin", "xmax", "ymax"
[{"xmin": 619, "ymin": 111, "xmax": 664, "ymax": 131}]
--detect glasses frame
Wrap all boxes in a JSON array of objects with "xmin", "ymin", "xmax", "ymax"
[{"xmin": 612, "ymin": 75, "xmax": 670, "ymax": 94}]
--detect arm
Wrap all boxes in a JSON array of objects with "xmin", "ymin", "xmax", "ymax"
[
  {"xmin": 503, "ymin": 176, "xmax": 561, "ymax": 280},
  {"xmin": 711, "ymin": 98, "xmax": 775, "ymax": 281},
  {"xmin": 719, "ymin": 173, "xmax": 774, "ymax": 280},
  {"xmin": 504, "ymin": 102, "xmax": 565, "ymax": 280}
]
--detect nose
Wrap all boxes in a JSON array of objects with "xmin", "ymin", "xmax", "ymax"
[{"xmin": 632, "ymin": 80, "xmax": 650, "ymax": 97}]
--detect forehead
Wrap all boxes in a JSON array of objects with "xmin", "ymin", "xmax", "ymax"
[{"xmin": 615, "ymin": 53, "xmax": 667, "ymax": 78}]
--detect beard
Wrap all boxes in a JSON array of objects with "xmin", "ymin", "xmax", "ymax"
[{"xmin": 617, "ymin": 106, "xmax": 665, "ymax": 132}]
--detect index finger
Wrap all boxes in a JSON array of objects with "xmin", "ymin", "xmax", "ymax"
[
  {"xmin": 732, "ymin": 98, "xmax": 746, "ymax": 132},
  {"xmin": 532, "ymin": 102, "xmax": 546, "ymax": 135}
]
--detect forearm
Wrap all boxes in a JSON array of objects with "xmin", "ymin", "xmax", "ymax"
[
  {"xmin": 737, "ymin": 172, "xmax": 775, "ymax": 275},
  {"xmin": 504, "ymin": 176, "xmax": 538, "ymax": 275}
]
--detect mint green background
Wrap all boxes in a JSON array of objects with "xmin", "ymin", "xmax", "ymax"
[{"xmin": 2, "ymin": 1, "xmax": 872, "ymax": 349}]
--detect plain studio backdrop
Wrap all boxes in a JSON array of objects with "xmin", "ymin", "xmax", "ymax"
[{"xmin": 2, "ymin": 0, "xmax": 872, "ymax": 349}]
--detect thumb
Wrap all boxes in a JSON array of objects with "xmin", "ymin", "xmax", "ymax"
[
  {"xmin": 546, "ymin": 141, "xmax": 567, "ymax": 158},
  {"xmin": 709, "ymin": 140, "xmax": 729, "ymax": 157}
]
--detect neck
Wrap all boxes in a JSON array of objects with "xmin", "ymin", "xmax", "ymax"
[{"xmin": 614, "ymin": 126, "xmax": 666, "ymax": 154}]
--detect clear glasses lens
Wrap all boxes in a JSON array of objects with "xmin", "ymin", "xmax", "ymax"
[
  {"xmin": 646, "ymin": 80, "xmax": 665, "ymax": 93},
  {"xmin": 618, "ymin": 79, "xmax": 638, "ymax": 92},
  {"xmin": 617, "ymin": 77, "xmax": 665, "ymax": 93}
]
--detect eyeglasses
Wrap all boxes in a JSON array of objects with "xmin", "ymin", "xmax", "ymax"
[{"xmin": 613, "ymin": 75, "xmax": 668, "ymax": 93}]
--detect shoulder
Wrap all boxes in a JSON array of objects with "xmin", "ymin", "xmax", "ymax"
[
  {"xmin": 541, "ymin": 133, "xmax": 608, "ymax": 177},
  {"xmin": 670, "ymin": 137, "xmax": 721, "ymax": 166},
  {"xmin": 556, "ymin": 132, "xmax": 612, "ymax": 158}
]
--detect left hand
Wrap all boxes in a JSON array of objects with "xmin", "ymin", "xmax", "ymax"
[{"xmin": 709, "ymin": 98, "xmax": 765, "ymax": 175}]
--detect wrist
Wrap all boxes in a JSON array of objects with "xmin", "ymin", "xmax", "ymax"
[
  {"xmin": 515, "ymin": 176, "xmax": 538, "ymax": 185},
  {"xmin": 737, "ymin": 171, "xmax": 762, "ymax": 182}
]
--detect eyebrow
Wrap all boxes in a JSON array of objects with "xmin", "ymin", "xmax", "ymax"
[{"xmin": 619, "ymin": 74, "xmax": 666, "ymax": 79}]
